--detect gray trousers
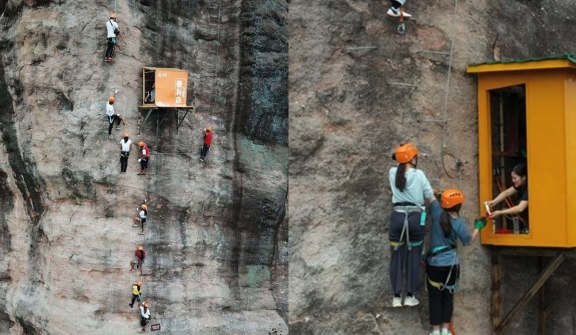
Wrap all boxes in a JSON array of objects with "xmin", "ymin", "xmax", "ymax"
[{"xmin": 389, "ymin": 210, "xmax": 425, "ymax": 295}]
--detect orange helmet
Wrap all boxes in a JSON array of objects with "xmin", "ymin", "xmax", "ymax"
[
  {"xmin": 141, "ymin": 204, "xmax": 147, "ymax": 210},
  {"xmin": 205, "ymin": 126, "xmax": 212, "ymax": 132},
  {"xmin": 144, "ymin": 302, "xmax": 150, "ymax": 307},
  {"xmin": 123, "ymin": 133, "xmax": 129, "ymax": 137},
  {"xmin": 441, "ymin": 189, "xmax": 465, "ymax": 209},
  {"xmin": 138, "ymin": 141, "xmax": 144, "ymax": 147},
  {"xmin": 137, "ymin": 281, "xmax": 143, "ymax": 286},
  {"xmin": 393, "ymin": 143, "xmax": 419, "ymax": 164},
  {"xmin": 110, "ymin": 12, "xmax": 117, "ymax": 19},
  {"xmin": 108, "ymin": 96, "xmax": 115, "ymax": 103},
  {"xmin": 138, "ymin": 246, "xmax": 143, "ymax": 251}
]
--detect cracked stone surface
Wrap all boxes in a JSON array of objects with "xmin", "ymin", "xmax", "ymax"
[
  {"xmin": 0, "ymin": 0, "xmax": 287, "ymax": 334},
  {"xmin": 289, "ymin": 0, "xmax": 576, "ymax": 334}
]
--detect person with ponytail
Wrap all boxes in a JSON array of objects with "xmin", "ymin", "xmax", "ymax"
[
  {"xmin": 425, "ymin": 189, "xmax": 486, "ymax": 335},
  {"xmin": 388, "ymin": 143, "xmax": 436, "ymax": 308}
]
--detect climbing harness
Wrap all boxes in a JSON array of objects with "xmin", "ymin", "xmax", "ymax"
[
  {"xmin": 391, "ymin": 204, "xmax": 426, "ymax": 297},
  {"xmin": 391, "ymin": 204, "xmax": 426, "ymax": 251},
  {"xmin": 425, "ymin": 243, "xmax": 459, "ymax": 293}
]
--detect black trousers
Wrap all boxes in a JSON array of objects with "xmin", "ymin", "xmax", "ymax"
[
  {"xmin": 130, "ymin": 293, "xmax": 141, "ymax": 306},
  {"xmin": 427, "ymin": 264, "xmax": 460, "ymax": 325},
  {"xmin": 200, "ymin": 144, "xmax": 210, "ymax": 159},
  {"xmin": 105, "ymin": 38, "xmax": 116, "ymax": 58},
  {"xmin": 120, "ymin": 151, "xmax": 129, "ymax": 172},
  {"xmin": 108, "ymin": 115, "xmax": 121, "ymax": 134}
]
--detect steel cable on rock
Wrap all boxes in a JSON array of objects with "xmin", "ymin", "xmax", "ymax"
[{"xmin": 439, "ymin": 0, "xmax": 460, "ymax": 180}]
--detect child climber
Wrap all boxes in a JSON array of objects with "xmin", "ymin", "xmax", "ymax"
[
  {"xmin": 133, "ymin": 204, "xmax": 148, "ymax": 235},
  {"xmin": 425, "ymin": 189, "xmax": 486, "ymax": 335}
]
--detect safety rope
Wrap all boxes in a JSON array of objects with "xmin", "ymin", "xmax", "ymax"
[{"xmin": 439, "ymin": 0, "xmax": 459, "ymax": 180}]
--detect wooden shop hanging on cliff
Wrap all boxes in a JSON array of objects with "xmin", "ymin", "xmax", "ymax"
[
  {"xmin": 138, "ymin": 67, "xmax": 195, "ymax": 135},
  {"xmin": 467, "ymin": 54, "xmax": 576, "ymax": 335}
]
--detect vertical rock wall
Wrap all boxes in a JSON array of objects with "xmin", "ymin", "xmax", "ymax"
[
  {"xmin": 290, "ymin": 0, "xmax": 576, "ymax": 334},
  {"xmin": 0, "ymin": 0, "xmax": 287, "ymax": 334}
]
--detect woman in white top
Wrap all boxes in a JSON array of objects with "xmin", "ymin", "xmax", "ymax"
[
  {"xmin": 388, "ymin": 143, "xmax": 436, "ymax": 308},
  {"xmin": 119, "ymin": 133, "xmax": 131, "ymax": 173},
  {"xmin": 139, "ymin": 301, "xmax": 151, "ymax": 332}
]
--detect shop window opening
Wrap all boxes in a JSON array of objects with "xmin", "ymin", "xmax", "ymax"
[{"xmin": 489, "ymin": 85, "xmax": 528, "ymax": 235}]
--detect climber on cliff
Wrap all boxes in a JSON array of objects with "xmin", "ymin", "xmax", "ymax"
[
  {"xmin": 139, "ymin": 301, "xmax": 152, "ymax": 332},
  {"xmin": 386, "ymin": 0, "xmax": 412, "ymax": 18},
  {"xmin": 137, "ymin": 141, "xmax": 150, "ymax": 175},
  {"xmin": 133, "ymin": 204, "xmax": 148, "ymax": 235},
  {"xmin": 388, "ymin": 143, "xmax": 436, "ymax": 307},
  {"xmin": 106, "ymin": 91, "xmax": 124, "ymax": 138},
  {"xmin": 129, "ymin": 281, "xmax": 143, "ymax": 308},
  {"xmin": 130, "ymin": 246, "xmax": 146, "ymax": 275},
  {"xmin": 425, "ymin": 189, "xmax": 485, "ymax": 335},
  {"xmin": 120, "ymin": 133, "xmax": 132, "ymax": 173},
  {"xmin": 104, "ymin": 12, "xmax": 120, "ymax": 62},
  {"xmin": 199, "ymin": 126, "xmax": 213, "ymax": 162}
]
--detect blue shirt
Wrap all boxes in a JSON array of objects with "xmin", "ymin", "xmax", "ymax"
[
  {"xmin": 389, "ymin": 167, "xmax": 434, "ymax": 205},
  {"xmin": 427, "ymin": 201, "xmax": 472, "ymax": 266}
]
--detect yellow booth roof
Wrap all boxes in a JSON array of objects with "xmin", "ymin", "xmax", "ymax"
[
  {"xmin": 467, "ymin": 54, "xmax": 576, "ymax": 73},
  {"xmin": 143, "ymin": 66, "xmax": 188, "ymax": 72}
]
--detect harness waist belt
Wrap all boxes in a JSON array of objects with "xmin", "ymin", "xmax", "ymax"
[
  {"xmin": 393, "ymin": 205, "xmax": 425, "ymax": 213},
  {"xmin": 428, "ymin": 244, "xmax": 456, "ymax": 257},
  {"xmin": 393, "ymin": 202, "xmax": 418, "ymax": 207}
]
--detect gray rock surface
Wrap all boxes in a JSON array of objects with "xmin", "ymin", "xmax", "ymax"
[
  {"xmin": 289, "ymin": 0, "xmax": 576, "ymax": 334},
  {"xmin": 0, "ymin": 0, "xmax": 287, "ymax": 334}
]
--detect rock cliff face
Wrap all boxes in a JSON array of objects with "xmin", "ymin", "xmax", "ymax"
[
  {"xmin": 289, "ymin": 0, "xmax": 576, "ymax": 334},
  {"xmin": 0, "ymin": 0, "xmax": 287, "ymax": 334}
]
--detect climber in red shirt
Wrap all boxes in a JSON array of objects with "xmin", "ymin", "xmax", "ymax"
[{"xmin": 199, "ymin": 126, "xmax": 213, "ymax": 162}]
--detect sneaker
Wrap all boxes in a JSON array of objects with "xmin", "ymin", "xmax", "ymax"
[
  {"xmin": 429, "ymin": 331, "xmax": 441, "ymax": 335},
  {"xmin": 392, "ymin": 297, "xmax": 402, "ymax": 307},
  {"xmin": 441, "ymin": 329, "xmax": 452, "ymax": 335},
  {"xmin": 387, "ymin": 7, "xmax": 412, "ymax": 18},
  {"xmin": 403, "ymin": 295, "xmax": 420, "ymax": 306},
  {"xmin": 199, "ymin": 158, "xmax": 204, "ymax": 162},
  {"xmin": 129, "ymin": 303, "xmax": 133, "ymax": 308},
  {"xmin": 104, "ymin": 58, "xmax": 110, "ymax": 62},
  {"xmin": 116, "ymin": 126, "xmax": 122, "ymax": 130},
  {"xmin": 109, "ymin": 134, "xmax": 113, "ymax": 138}
]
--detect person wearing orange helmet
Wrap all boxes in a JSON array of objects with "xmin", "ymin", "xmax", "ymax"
[
  {"xmin": 104, "ymin": 12, "xmax": 120, "ymax": 62},
  {"xmin": 139, "ymin": 301, "xmax": 152, "ymax": 332},
  {"xmin": 133, "ymin": 204, "xmax": 148, "ymax": 235},
  {"xmin": 105, "ymin": 91, "xmax": 123, "ymax": 138},
  {"xmin": 137, "ymin": 141, "xmax": 150, "ymax": 175},
  {"xmin": 199, "ymin": 126, "xmax": 213, "ymax": 162},
  {"xmin": 129, "ymin": 281, "xmax": 143, "ymax": 308},
  {"xmin": 425, "ymin": 189, "xmax": 485, "ymax": 335},
  {"xmin": 130, "ymin": 246, "xmax": 146, "ymax": 275},
  {"xmin": 119, "ymin": 132, "xmax": 132, "ymax": 173},
  {"xmin": 388, "ymin": 143, "xmax": 436, "ymax": 308}
]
